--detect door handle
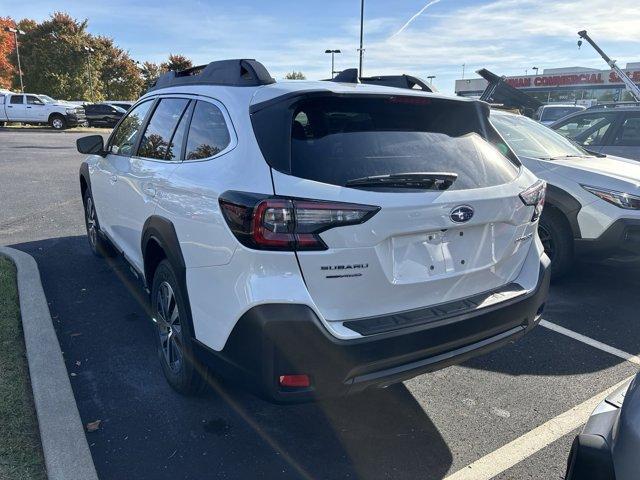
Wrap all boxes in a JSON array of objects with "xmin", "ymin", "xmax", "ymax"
[
  {"xmin": 109, "ymin": 175, "xmax": 118, "ymax": 184},
  {"xmin": 26, "ymin": 106, "xmax": 32, "ymax": 109},
  {"xmin": 143, "ymin": 184, "xmax": 157, "ymax": 197}
]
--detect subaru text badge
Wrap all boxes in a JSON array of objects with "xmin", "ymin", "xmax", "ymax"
[{"xmin": 450, "ymin": 205, "xmax": 474, "ymax": 223}]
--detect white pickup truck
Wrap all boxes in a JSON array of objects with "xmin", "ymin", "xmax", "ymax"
[{"xmin": 0, "ymin": 92, "xmax": 86, "ymax": 130}]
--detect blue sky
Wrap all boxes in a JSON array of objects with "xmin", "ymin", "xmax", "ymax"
[{"xmin": 2, "ymin": 0, "xmax": 640, "ymax": 93}]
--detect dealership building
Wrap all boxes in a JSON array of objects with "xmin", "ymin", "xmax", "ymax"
[{"xmin": 455, "ymin": 64, "xmax": 640, "ymax": 104}]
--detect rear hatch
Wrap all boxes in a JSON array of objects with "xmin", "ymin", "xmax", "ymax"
[{"xmin": 251, "ymin": 93, "xmax": 540, "ymax": 322}]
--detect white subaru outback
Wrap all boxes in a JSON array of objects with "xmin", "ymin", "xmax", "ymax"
[{"xmin": 76, "ymin": 59, "xmax": 550, "ymax": 402}]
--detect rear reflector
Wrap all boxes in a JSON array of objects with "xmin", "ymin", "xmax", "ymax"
[{"xmin": 279, "ymin": 374, "xmax": 311, "ymax": 388}]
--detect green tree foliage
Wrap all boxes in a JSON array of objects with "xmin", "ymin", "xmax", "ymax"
[
  {"xmin": 284, "ymin": 71, "xmax": 306, "ymax": 80},
  {"xmin": 8, "ymin": 12, "xmax": 143, "ymax": 100},
  {"xmin": 140, "ymin": 61, "xmax": 162, "ymax": 90},
  {"xmin": 161, "ymin": 54, "xmax": 193, "ymax": 73}
]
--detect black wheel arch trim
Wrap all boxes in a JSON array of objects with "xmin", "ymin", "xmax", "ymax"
[
  {"xmin": 79, "ymin": 162, "xmax": 91, "ymax": 198},
  {"xmin": 544, "ymin": 184, "xmax": 582, "ymax": 239},
  {"xmin": 141, "ymin": 216, "xmax": 197, "ymax": 339}
]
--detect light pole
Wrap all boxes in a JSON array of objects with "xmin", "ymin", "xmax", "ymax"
[
  {"xmin": 83, "ymin": 46, "xmax": 95, "ymax": 102},
  {"xmin": 427, "ymin": 75, "xmax": 436, "ymax": 85},
  {"xmin": 532, "ymin": 66, "xmax": 539, "ymax": 75},
  {"xmin": 324, "ymin": 49, "xmax": 341, "ymax": 78},
  {"xmin": 4, "ymin": 26, "xmax": 25, "ymax": 93},
  {"xmin": 461, "ymin": 63, "xmax": 466, "ymax": 80},
  {"xmin": 358, "ymin": 0, "xmax": 365, "ymax": 77}
]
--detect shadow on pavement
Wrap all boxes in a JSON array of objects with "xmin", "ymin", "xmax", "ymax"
[
  {"xmin": 464, "ymin": 257, "xmax": 640, "ymax": 376},
  {"xmin": 12, "ymin": 235, "xmax": 452, "ymax": 480}
]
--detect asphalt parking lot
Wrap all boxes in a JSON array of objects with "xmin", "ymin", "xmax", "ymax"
[{"xmin": 1, "ymin": 129, "xmax": 639, "ymax": 480}]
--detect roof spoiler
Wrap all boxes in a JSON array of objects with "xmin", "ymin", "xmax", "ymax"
[
  {"xmin": 148, "ymin": 59, "xmax": 275, "ymax": 92},
  {"xmin": 476, "ymin": 68, "xmax": 541, "ymax": 117},
  {"xmin": 328, "ymin": 68, "xmax": 437, "ymax": 92}
]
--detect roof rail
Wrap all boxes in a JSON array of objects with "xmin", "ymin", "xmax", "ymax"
[
  {"xmin": 586, "ymin": 101, "xmax": 640, "ymax": 110},
  {"xmin": 148, "ymin": 59, "xmax": 275, "ymax": 92},
  {"xmin": 328, "ymin": 68, "xmax": 436, "ymax": 92}
]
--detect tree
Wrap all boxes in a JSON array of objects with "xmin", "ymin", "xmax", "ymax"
[
  {"xmin": 13, "ymin": 12, "xmax": 101, "ymax": 100},
  {"xmin": 284, "ymin": 71, "xmax": 306, "ymax": 80},
  {"xmin": 94, "ymin": 36, "xmax": 143, "ymax": 100},
  {"xmin": 0, "ymin": 17, "xmax": 17, "ymax": 89},
  {"xmin": 161, "ymin": 54, "xmax": 193, "ymax": 73},
  {"xmin": 140, "ymin": 61, "xmax": 161, "ymax": 90}
]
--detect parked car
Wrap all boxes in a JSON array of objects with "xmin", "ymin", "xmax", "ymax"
[
  {"xmin": 0, "ymin": 92, "xmax": 86, "ymax": 129},
  {"xmin": 104, "ymin": 101, "xmax": 134, "ymax": 111},
  {"xmin": 84, "ymin": 103, "xmax": 126, "ymax": 127},
  {"xmin": 535, "ymin": 104, "xmax": 586, "ymax": 126},
  {"xmin": 565, "ymin": 373, "xmax": 639, "ymax": 480},
  {"xmin": 77, "ymin": 59, "xmax": 549, "ymax": 402},
  {"xmin": 550, "ymin": 105, "xmax": 640, "ymax": 161},
  {"xmin": 491, "ymin": 109, "xmax": 640, "ymax": 277}
]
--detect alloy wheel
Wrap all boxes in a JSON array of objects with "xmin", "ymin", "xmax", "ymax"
[
  {"xmin": 52, "ymin": 118, "xmax": 64, "ymax": 129},
  {"xmin": 85, "ymin": 197, "xmax": 97, "ymax": 249},
  {"xmin": 155, "ymin": 281, "xmax": 183, "ymax": 373}
]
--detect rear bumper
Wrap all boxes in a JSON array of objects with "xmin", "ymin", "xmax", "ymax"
[
  {"xmin": 576, "ymin": 219, "xmax": 640, "ymax": 259},
  {"xmin": 197, "ymin": 258, "xmax": 550, "ymax": 403}
]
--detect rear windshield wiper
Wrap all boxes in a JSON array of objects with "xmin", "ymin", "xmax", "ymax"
[{"xmin": 345, "ymin": 172, "xmax": 458, "ymax": 191}]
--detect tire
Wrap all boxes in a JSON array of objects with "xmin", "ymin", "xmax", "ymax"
[
  {"xmin": 83, "ymin": 189, "xmax": 115, "ymax": 257},
  {"xmin": 49, "ymin": 114, "xmax": 67, "ymax": 130},
  {"xmin": 151, "ymin": 260, "xmax": 204, "ymax": 395},
  {"xmin": 538, "ymin": 207, "xmax": 574, "ymax": 278}
]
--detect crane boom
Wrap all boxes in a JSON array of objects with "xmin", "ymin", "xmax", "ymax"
[{"xmin": 578, "ymin": 30, "xmax": 640, "ymax": 102}]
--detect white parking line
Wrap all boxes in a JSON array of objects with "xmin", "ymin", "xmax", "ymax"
[
  {"xmin": 443, "ymin": 375, "xmax": 634, "ymax": 480},
  {"xmin": 540, "ymin": 320, "xmax": 640, "ymax": 366}
]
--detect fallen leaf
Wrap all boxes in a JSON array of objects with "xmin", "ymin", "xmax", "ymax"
[
  {"xmin": 70, "ymin": 333, "xmax": 82, "ymax": 337},
  {"xmin": 70, "ymin": 373, "xmax": 77, "ymax": 377},
  {"xmin": 86, "ymin": 420, "xmax": 101, "ymax": 432},
  {"xmin": 75, "ymin": 361, "xmax": 81, "ymax": 367}
]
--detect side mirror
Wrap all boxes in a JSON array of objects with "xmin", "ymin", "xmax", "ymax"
[{"xmin": 76, "ymin": 135, "xmax": 106, "ymax": 156}]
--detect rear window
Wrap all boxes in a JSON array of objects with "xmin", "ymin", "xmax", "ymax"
[
  {"xmin": 254, "ymin": 95, "xmax": 518, "ymax": 190},
  {"xmin": 540, "ymin": 106, "xmax": 583, "ymax": 122}
]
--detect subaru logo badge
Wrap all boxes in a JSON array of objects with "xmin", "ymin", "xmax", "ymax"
[{"xmin": 450, "ymin": 205, "xmax": 474, "ymax": 223}]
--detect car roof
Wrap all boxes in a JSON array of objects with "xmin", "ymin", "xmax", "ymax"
[
  {"xmin": 548, "ymin": 105, "xmax": 640, "ymax": 127},
  {"xmin": 143, "ymin": 79, "xmax": 477, "ymax": 110},
  {"xmin": 541, "ymin": 104, "xmax": 585, "ymax": 109}
]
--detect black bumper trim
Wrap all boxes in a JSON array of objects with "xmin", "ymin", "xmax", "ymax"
[
  {"xmin": 196, "ymin": 259, "xmax": 550, "ymax": 403},
  {"xmin": 344, "ymin": 283, "xmax": 525, "ymax": 336},
  {"xmin": 575, "ymin": 218, "xmax": 640, "ymax": 258}
]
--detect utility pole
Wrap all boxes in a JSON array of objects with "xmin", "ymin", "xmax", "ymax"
[
  {"xmin": 325, "ymin": 49, "xmax": 341, "ymax": 78},
  {"xmin": 461, "ymin": 63, "xmax": 465, "ymax": 80},
  {"xmin": 427, "ymin": 75, "xmax": 436, "ymax": 85},
  {"xmin": 532, "ymin": 66, "xmax": 539, "ymax": 75},
  {"xmin": 4, "ymin": 27, "xmax": 25, "ymax": 93},
  {"xmin": 84, "ymin": 46, "xmax": 95, "ymax": 102},
  {"xmin": 358, "ymin": 0, "xmax": 365, "ymax": 78}
]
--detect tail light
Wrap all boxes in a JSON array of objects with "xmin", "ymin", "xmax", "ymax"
[
  {"xmin": 219, "ymin": 191, "xmax": 380, "ymax": 251},
  {"xmin": 519, "ymin": 180, "xmax": 546, "ymax": 222}
]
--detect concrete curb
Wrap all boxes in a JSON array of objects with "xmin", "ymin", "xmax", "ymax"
[{"xmin": 0, "ymin": 247, "xmax": 99, "ymax": 480}]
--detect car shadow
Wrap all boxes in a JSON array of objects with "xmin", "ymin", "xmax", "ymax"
[
  {"xmin": 11, "ymin": 235, "xmax": 453, "ymax": 480},
  {"xmin": 463, "ymin": 257, "xmax": 640, "ymax": 376}
]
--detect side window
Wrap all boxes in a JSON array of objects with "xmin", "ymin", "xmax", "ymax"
[
  {"xmin": 26, "ymin": 95, "xmax": 44, "ymax": 105},
  {"xmin": 137, "ymin": 98, "xmax": 190, "ymax": 160},
  {"xmin": 109, "ymin": 101, "xmax": 153, "ymax": 156},
  {"xmin": 185, "ymin": 101, "xmax": 231, "ymax": 160},
  {"xmin": 612, "ymin": 115, "xmax": 640, "ymax": 146},
  {"xmin": 554, "ymin": 113, "xmax": 614, "ymax": 141},
  {"xmin": 9, "ymin": 95, "xmax": 23, "ymax": 105},
  {"xmin": 165, "ymin": 102, "xmax": 193, "ymax": 161}
]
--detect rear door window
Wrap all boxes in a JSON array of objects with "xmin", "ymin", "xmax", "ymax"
[
  {"xmin": 9, "ymin": 95, "xmax": 23, "ymax": 105},
  {"xmin": 286, "ymin": 96, "xmax": 518, "ymax": 190},
  {"xmin": 137, "ymin": 98, "xmax": 190, "ymax": 160},
  {"xmin": 184, "ymin": 101, "xmax": 231, "ymax": 160},
  {"xmin": 612, "ymin": 114, "xmax": 640, "ymax": 146},
  {"xmin": 554, "ymin": 113, "xmax": 615, "ymax": 143}
]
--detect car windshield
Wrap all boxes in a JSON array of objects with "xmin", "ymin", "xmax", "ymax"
[
  {"xmin": 491, "ymin": 112, "xmax": 589, "ymax": 160},
  {"xmin": 38, "ymin": 95, "xmax": 55, "ymax": 103}
]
